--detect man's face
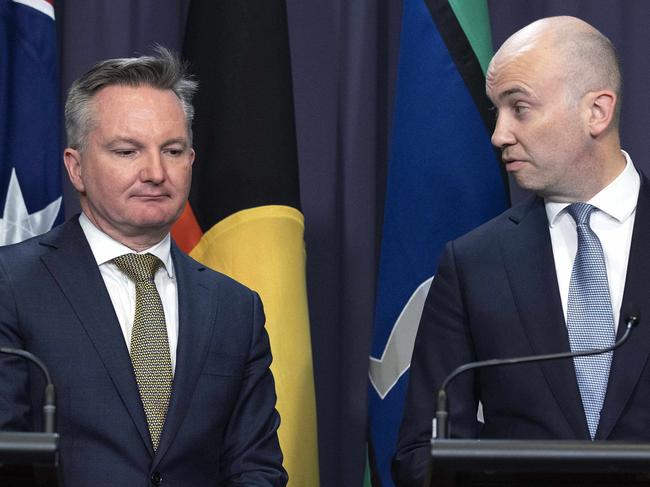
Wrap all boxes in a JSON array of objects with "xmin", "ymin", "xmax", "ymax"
[
  {"xmin": 64, "ymin": 85, "xmax": 194, "ymax": 246},
  {"xmin": 486, "ymin": 46, "xmax": 593, "ymax": 202}
]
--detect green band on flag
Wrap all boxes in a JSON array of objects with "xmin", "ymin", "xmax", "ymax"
[{"xmin": 449, "ymin": 0, "xmax": 493, "ymax": 74}]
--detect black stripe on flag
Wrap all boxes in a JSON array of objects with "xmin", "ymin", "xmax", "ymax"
[{"xmin": 183, "ymin": 0, "xmax": 301, "ymax": 231}]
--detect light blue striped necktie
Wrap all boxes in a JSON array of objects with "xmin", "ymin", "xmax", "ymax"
[{"xmin": 566, "ymin": 203, "xmax": 615, "ymax": 439}]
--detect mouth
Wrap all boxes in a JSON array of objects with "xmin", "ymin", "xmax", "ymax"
[
  {"xmin": 502, "ymin": 159, "xmax": 526, "ymax": 171},
  {"xmin": 132, "ymin": 194, "xmax": 170, "ymax": 201}
]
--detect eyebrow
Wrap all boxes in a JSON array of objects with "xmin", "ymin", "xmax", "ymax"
[
  {"xmin": 498, "ymin": 86, "xmax": 533, "ymax": 100},
  {"xmin": 105, "ymin": 137, "xmax": 189, "ymax": 149},
  {"xmin": 105, "ymin": 137, "xmax": 143, "ymax": 149},
  {"xmin": 162, "ymin": 138, "xmax": 189, "ymax": 148}
]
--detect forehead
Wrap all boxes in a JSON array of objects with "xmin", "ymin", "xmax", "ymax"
[
  {"xmin": 486, "ymin": 44, "xmax": 563, "ymax": 103},
  {"xmin": 89, "ymin": 85, "xmax": 186, "ymax": 128}
]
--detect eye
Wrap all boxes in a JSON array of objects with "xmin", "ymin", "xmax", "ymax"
[
  {"xmin": 163, "ymin": 147, "xmax": 186, "ymax": 157},
  {"xmin": 488, "ymin": 105, "xmax": 498, "ymax": 119},
  {"xmin": 113, "ymin": 149, "xmax": 137, "ymax": 157},
  {"xmin": 513, "ymin": 104, "xmax": 529, "ymax": 116}
]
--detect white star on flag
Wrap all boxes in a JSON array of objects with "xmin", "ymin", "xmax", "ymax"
[{"xmin": 0, "ymin": 168, "xmax": 61, "ymax": 245}]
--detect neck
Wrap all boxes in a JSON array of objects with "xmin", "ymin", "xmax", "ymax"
[
  {"xmin": 586, "ymin": 148, "xmax": 627, "ymax": 199},
  {"xmin": 120, "ymin": 237, "xmax": 165, "ymax": 253},
  {"xmin": 543, "ymin": 148, "xmax": 626, "ymax": 203},
  {"xmin": 80, "ymin": 209, "xmax": 167, "ymax": 252}
]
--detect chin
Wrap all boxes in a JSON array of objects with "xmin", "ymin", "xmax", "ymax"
[
  {"xmin": 512, "ymin": 173, "xmax": 544, "ymax": 193},
  {"xmin": 512, "ymin": 177, "xmax": 534, "ymax": 192},
  {"xmin": 129, "ymin": 213, "xmax": 177, "ymax": 230},
  {"xmin": 137, "ymin": 203, "xmax": 182, "ymax": 220}
]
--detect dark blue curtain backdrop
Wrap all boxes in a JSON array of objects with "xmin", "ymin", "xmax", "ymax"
[
  {"xmin": 288, "ymin": 1, "xmax": 400, "ymax": 484},
  {"xmin": 48, "ymin": 1, "xmax": 650, "ymax": 486}
]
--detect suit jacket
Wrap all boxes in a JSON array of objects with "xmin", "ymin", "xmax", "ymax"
[
  {"xmin": 0, "ymin": 217, "xmax": 287, "ymax": 486},
  {"xmin": 393, "ymin": 175, "xmax": 650, "ymax": 486}
]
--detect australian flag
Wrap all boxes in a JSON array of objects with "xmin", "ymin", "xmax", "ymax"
[{"xmin": 0, "ymin": 0, "xmax": 62, "ymax": 245}]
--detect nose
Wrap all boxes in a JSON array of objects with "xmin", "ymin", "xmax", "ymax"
[
  {"xmin": 140, "ymin": 152, "xmax": 166, "ymax": 183},
  {"xmin": 491, "ymin": 114, "xmax": 516, "ymax": 149},
  {"xmin": 140, "ymin": 153, "xmax": 166, "ymax": 184}
]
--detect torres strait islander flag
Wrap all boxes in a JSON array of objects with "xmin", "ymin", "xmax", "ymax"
[
  {"xmin": 0, "ymin": 0, "xmax": 63, "ymax": 245},
  {"xmin": 367, "ymin": 0, "xmax": 508, "ymax": 485},
  {"xmin": 172, "ymin": 1, "xmax": 319, "ymax": 485}
]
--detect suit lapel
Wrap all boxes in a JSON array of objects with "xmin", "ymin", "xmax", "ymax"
[
  {"xmin": 500, "ymin": 197, "xmax": 590, "ymax": 439},
  {"xmin": 598, "ymin": 175, "xmax": 650, "ymax": 439},
  {"xmin": 39, "ymin": 219, "xmax": 153, "ymax": 454},
  {"xmin": 153, "ymin": 245, "xmax": 219, "ymax": 465}
]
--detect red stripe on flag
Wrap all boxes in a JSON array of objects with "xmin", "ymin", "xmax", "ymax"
[{"xmin": 171, "ymin": 203, "xmax": 203, "ymax": 253}]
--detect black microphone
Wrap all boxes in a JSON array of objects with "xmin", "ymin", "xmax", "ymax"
[
  {"xmin": 434, "ymin": 312, "xmax": 640, "ymax": 440},
  {"xmin": 0, "ymin": 347, "xmax": 56, "ymax": 434}
]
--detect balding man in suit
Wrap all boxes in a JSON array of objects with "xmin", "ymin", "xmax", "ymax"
[{"xmin": 394, "ymin": 16, "xmax": 650, "ymax": 486}]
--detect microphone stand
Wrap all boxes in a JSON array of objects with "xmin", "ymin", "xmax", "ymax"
[
  {"xmin": 0, "ymin": 348, "xmax": 56, "ymax": 434},
  {"xmin": 0, "ymin": 347, "xmax": 60, "ymax": 486}
]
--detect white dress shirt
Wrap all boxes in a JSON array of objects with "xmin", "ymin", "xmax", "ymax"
[
  {"xmin": 79, "ymin": 213, "xmax": 179, "ymax": 373},
  {"xmin": 545, "ymin": 151, "xmax": 640, "ymax": 329}
]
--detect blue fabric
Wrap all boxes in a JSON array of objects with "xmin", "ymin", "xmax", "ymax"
[
  {"xmin": 566, "ymin": 203, "xmax": 615, "ymax": 439},
  {"xmin": 0, "ymin": 0, "xmax": 62, "ymax": 234},
  {"xmin": 367, "ymin": 0, "xmax": 507, "ymax": 484}
]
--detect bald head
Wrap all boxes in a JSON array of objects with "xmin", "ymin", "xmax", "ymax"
[
  {"xmin": 489, "ymin": 16, "xmax": 622, "ymax": 124},
  {"xmin": 486, "ymin": 16, "xmax": 626, "ymax": 202}
]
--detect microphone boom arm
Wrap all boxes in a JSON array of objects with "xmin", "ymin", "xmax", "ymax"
[{"xmin": 434, "ymin": 314, "xmax": 640, "ymax": 439}]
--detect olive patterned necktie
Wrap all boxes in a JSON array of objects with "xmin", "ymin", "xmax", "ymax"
[{"xmin": 113, "ymin": 253, "xmax": 173, "ymax": 450}]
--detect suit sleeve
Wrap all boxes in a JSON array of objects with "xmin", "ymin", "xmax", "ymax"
[
  {"xmin": 0, "ymin": 256, "xmax": 33, "ymax": 431},
  {"xmin": 392, "ymin": 241, "xmax": 480, "ymax": 486},
  {"xmin": 218, "ymin": 292, "xmax": 288, "ymax": 486}
]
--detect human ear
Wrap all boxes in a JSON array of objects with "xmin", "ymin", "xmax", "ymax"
[
  {"xmin": 586, "ymin": 90, "xmax": 617, "ymax": 137},
  {"xmin": 189, "ymin": 148, "xmax": 195, "ymax": 167},
  {"xmin": 63, "ymin": 148, "xmax": 86, "ymax": 193}
]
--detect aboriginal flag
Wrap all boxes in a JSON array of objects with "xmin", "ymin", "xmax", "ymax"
[{"xmin": 173, "ymin": 1, "xmax": 319, "ymax": 485}]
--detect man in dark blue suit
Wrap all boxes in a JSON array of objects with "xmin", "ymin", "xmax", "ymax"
[
  {"xmin": 0, "ymin": 48, "xmax": 287, "ymax": 486},
  {"xmin": 394, "ymin": 16, "xmax": 650, "ymax": 486}
]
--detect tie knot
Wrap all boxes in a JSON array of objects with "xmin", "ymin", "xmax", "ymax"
[
  {"xmin": 567, "ymin": 202, "xmax": 595, "ymax": 227},
  {"xmin": 113, "ymin": 253, "xmax": 163, "ymax": 282}
]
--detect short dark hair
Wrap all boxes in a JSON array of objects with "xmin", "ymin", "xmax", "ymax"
[{"xmin": 65, "ymin": 46, "xmax": 198, "ymax": 150}]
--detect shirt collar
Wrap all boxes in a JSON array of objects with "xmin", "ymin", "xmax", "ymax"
[
  {"xmin": 78, "ymin": 213, "xmax": 174, "ymax": 278},
  {"xmin": 545, "ymin": 150, "xmax": 640, "ymax": 227}
]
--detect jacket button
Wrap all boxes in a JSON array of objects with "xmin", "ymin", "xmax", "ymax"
[{"xmin": 150, "ymin": 471, "xmax": 163, "ymax": 485}]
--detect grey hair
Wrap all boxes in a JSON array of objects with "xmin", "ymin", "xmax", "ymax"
[{"xmin": 65, "ymin": 46, "xmax": 198, "ymax": 150}]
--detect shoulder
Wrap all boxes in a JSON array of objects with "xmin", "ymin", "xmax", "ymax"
[
  {"xmin": 452, "ymin": 194, "xmax": 543, "ymax": 251},
  {"xmin": 637, "ymin": 169, "xmax": 650, "ymax": 215},
  {"xmin": 171, "ymin": 244, "xmax": 258, "ymax": 299},
  {"xmin": 0, "ymin": 217, "xmax": 82, "ymax": 267},
  {"xmin": 170, "ymin": 245, "xmax": 267, "ymax": 342}
]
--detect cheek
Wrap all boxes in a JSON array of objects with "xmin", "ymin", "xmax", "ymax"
[
  {"xmin": 550, "ymin": 124, "xmax": 584, "ymax": 159},
  {"xmin": 170, "ymin": 166, "xmax": 192, "ymax": 192},
  {"xmin": 86, "ymin": 172, "xmax": 133, "ymax": 202},
  {"xmin": 527, "ymin": 121, "xmax": 569, "ymax": 156}
]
